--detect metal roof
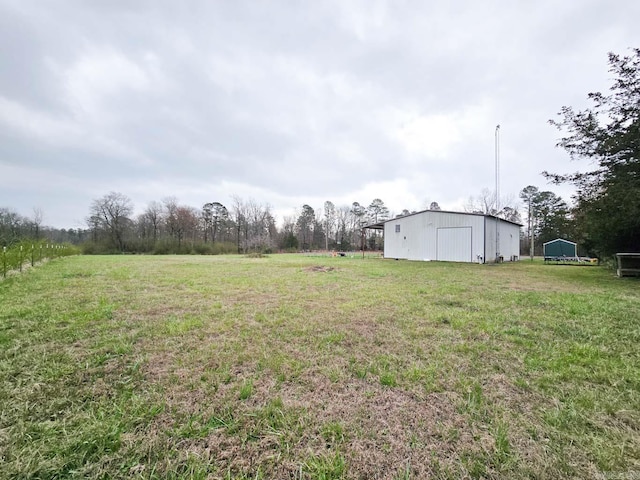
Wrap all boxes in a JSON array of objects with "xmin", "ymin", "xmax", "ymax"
[
  {"xmin": 364, "ymin": 222, "xmax": 385, "ymax": 230},
  {"xmin": 543, "ymin": 238, "xmax": 577, "ymax": 246},
  {"xmin": 364, "ymin": 209, "xmax": 523, "ymax": 229}
]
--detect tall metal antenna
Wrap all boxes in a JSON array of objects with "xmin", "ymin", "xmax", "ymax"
[{"xmin": 495, "ymin": 124, "xmax": 501, "ymax": 263}]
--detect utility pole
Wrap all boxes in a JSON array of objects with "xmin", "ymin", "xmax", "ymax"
[
  {"xmin": 528, "ymin": 196, "xmax": 534, "ymax": 260},
  {"xmin": 325, "ymin": 218, "xmax": 329, "ymax": 252}
]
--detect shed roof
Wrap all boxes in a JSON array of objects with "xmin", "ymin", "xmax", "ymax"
[
  {"xmin": 364, "ymin": 222, "xmax": 385, "ymax": 230},
  {"xmin": 543, "ymin": 238, "xmax": 577, "ymax": 246},
  {"xmin": 365, "ymin": 209, "xmax": 523, "ymax": 229}
]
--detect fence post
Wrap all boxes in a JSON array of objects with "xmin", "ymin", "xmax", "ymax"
[
  {"xmin": 19, "ymin": 245, "xmax": 23, "ymax": 272},
  {"xmin": 39, "ymin": 244, "xmax": 42, "ymax": 262},
  {"xmin": 2, "ymin": 246, "xmax": 6, "ymax": 279},
  {"xmin": 31, "ymin": 244, "xmax": 35, "ymax": 267}
]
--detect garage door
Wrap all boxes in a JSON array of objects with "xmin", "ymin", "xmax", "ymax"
[{"xmin": 436, "ymin": 227, "xmax": 472, "ymax": 262}]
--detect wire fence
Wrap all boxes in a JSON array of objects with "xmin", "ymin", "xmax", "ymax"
[{"xmin": 1, "ymin": 241, "xmax": 78, "ymax": 279}]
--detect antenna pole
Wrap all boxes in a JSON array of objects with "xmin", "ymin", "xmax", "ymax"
[{"xmin": 495, "ymin": 124, "xmax": 500, "ymax": 263}]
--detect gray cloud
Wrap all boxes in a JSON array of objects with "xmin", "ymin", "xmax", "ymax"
[{"xmin": 1, "ymin": 0, "xmax": 639, "ymax": 228}]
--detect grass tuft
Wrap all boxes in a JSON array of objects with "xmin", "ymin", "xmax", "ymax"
[{"xmin": 239, "ymin": 379, "xmax": 254, "ymax": 400}]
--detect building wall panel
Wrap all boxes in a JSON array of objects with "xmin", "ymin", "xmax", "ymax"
[
  {"xmin": 484, "ymin": 217, "xmax": 520, "ymax": 262},
  {"xmin": 436, "ymin": 227, "xmax": 472, "ymax": 262}
]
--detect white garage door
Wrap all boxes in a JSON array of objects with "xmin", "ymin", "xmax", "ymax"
[{"xmin": 436, "ymin": 227, "xmax": 472, "ymax": 262}]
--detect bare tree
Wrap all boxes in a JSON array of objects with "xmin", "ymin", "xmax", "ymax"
[
  {"xmin": 0, "ymin": 207, "xmax": 28, "ymax": 245},
  {"xmin": 163, "ymin": 197, "xmax": 180, "ymax": 242},
  {"xmin": 230, "ymin": 195, "xmax": 248, "ymax": 253},
  {"xmin": 323, "ymin": 201, "xmax": 336, "ymax": 251},
  {"xmin": 88, "ymin": 192, "xmax": 134, "ymax": 251},
  {"xmin": 349, "ymin": 202, "xmax": 366, "ymax": 248},
  {"xmin": 465, "ymin": 188, "xmax": 496, "ymax": 215},
  {"xmin": 247, "ymin": 199, "xmax": 275, "ymax": 251},
  {"xmin": 175, "ymin": 205, "xmax": 200, "ymax": 248},
  {"xmin": 32, "ymin": 207, "xmax": 44, "ymax": 239},
  {"xmin": 335, "ymin": 205, "xmax": 350, "ymax": 249},
  {"xmin": 313, "ymin": 210, "xmax": 326, "ymax": 250},
  {"xmin": 499, "ymin": 206, "xmax": 521, "ymax": 224},
  {"xmin": 144, "ymin": 201, "xmax": 163, "ymax": 243},
  {"xmin": 279, "ymin": 214, "xmax": 298, "ymax": 250},
  {"xmin": 465, "ymin": 189, "xmax": 519, "ymax": 221}
]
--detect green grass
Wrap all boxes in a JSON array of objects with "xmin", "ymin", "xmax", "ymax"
[{"xmin": 0, "ymin": 254, "xmax": 638, "ymax": 479}]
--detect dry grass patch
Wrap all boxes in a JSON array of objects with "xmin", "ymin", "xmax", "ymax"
[{"xmin": 305, "ymin": 265, "xmax": 337, "ymax": 273}]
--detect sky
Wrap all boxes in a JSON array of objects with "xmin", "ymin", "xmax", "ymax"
[{"xmin": 1, "ymin": 0, "xmax": 639, "ymax": 229}]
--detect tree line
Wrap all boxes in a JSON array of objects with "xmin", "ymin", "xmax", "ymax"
[
  {"xmin": 83, "ymin": 194, "xmax": 398, "ymax": 254},
  {"xmin": 0, "ymin": 188, "xmax": 580, "ymax": 258},
  {"xmin": 0, "ymin": 207, "xmax": 89, "ymax": 247}
]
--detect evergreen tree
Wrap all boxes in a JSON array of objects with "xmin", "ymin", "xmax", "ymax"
[{"xmin": 546, "ymin": 49, "xmax": 640, "ymax": 256}]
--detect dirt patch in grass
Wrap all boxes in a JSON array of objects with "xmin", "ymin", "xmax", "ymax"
[{"xmin": 305, "ymin": 265, "xmax": 336, "ymax": 273}]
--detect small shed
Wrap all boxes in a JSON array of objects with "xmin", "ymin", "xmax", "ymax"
[{"xmin": 543, "ymin": 238, "xmax": 577, "ymax": 259}]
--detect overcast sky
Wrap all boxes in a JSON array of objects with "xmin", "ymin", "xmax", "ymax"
[{"xmin": 1, "ymin": 0, "xmax": 639, "ymax": 228}]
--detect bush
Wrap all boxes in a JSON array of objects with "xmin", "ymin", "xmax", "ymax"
[
  {"xmin": 193, "ymin": 243, "xmax": 214, "ymax": 255},
  {"xmin": 81, "ymin": 241, "xmax": 119, "ymax": 254},
  {"xmin": 211, "ymin": 242, "xmax": 237, "ymax": 255},
  {"xmin": 245, "ymin": 252, "xmax": 268, "ymax": 258}
]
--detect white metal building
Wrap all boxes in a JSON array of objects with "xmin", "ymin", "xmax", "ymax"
[{"xmin": 371, "ymin": 210, "xmax": 521, "ymax": 263}]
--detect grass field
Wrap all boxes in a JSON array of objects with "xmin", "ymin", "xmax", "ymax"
[{"xmin": 0, "ymin": 254, "xmax": 638, "ymax": 479}]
